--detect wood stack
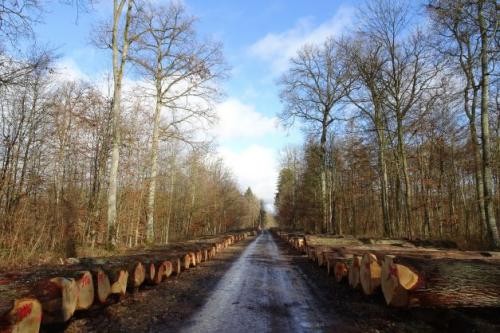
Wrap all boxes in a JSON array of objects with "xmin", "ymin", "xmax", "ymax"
[
  {"xmin": 0, "ymin": 231, "xmax": 254, "ymax": 333},
  {"xmin": 273, "ymin": 230, "xmax": 500, "ymax": 309}
]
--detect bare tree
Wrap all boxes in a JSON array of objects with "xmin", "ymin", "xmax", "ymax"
[
  {"xmin": 103, "ymin": 0, "xmax": 137, "ymax": 247},
  {"xmin": 477, "ymin": 0, "xmax": 498, "ymax": 247},
  {"xmin": 340, "ymin": 36, "xmax": 393, "ymax": 236},
  {"xmin": 428, "ymin": 0, "xmax": 499, "ymax": 247},
  {"xmin": 131, "ymin": 2, "xmax": 226, "ymax": 243},
  {"xmin": 360, "ymin": 0, "xmax": 441, "ymax": 237},
  {"xmin": 0, "ymin": 0, "xmax": 41, "ymax": 46},
  {"xmin": 278, "ymin": 38, "xmax": 353, "ymax": 233}
]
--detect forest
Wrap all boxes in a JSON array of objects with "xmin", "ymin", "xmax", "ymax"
[
  {"xmin": 0, "ymin": 1, "xmax": 264, "ymax": 267},
  {"xmin": 0, "ymin": 0, "xmax": 498, "ymax": 271},
  {"xmin": 274, "ymin": 0, "xmax": 499, "ymax": 249}
]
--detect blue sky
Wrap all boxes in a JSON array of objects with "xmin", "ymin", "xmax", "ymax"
[{"xmin": 34, "ymin": 0, "xmax": 360, "ymax": 208}]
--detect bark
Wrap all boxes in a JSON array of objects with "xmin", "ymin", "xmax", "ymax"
[
  {"xmin": 164, "ymin": 165, "xmax": 175, "ymax": 244},
  {"xmin": 470, "ymin": 109, "xmax": 487, "ymax": 237},
  {"xmin": 396, "ymin": 116, "xmax": 413, "ymax": 238},
  {"xmin": 320, "ymin": 122, "xmax": 328, "ymax": 234},
  {"xmin": 146, "ymin": 85, "xmax": 162, "ymax": 243},
  {"xmin": 107, "ymin": 0, "xmax": 134, "ymax": 247},
  {"xmin": 304, "ymin": 235, "xmax": 364, "ymax": 248},
  {"xmin": 478, "ymin": 0, "xmax": 499, "ymax": 247},
  {"xmin": 377, "ymin": 120, "xmax": 391, "ymax": 237},
  {"xmin": 464, "ymin": 70, "xmax": 487, "ymax": 236}
]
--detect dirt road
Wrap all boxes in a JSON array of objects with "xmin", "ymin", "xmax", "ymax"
[{"xmin": 180, "ymin": 231, "xmax": 350, "ymax": 332}]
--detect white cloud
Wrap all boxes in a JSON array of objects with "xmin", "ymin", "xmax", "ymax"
[
  {"xmin": 214, "ymin": 98, "xmax": 278, "ymax": 140},
  {"xmin": 53, "ymin": 57, "xmax": 90, "ymax": 82},
  {"xmin": 249, "ymin": 6, "xmax": 355, "ymax": 73},
  {"xmin": 219, "ymin": 145, "xmax": 278, "ymax": 209}
]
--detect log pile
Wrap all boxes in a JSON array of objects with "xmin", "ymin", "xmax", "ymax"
[
  {"xmin": 273, "ymin": 230, "xmax": 500, "ymax": 309},
  {"xmin": 0, "ymin": 231, "xmax": 254, "ymax": 333}
]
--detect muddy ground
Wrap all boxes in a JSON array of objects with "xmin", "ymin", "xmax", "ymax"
[{"xmin": 48, "ymin": 233, "xmax": 499, "ymax": 333}]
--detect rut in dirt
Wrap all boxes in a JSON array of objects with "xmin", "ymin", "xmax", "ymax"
[{"xmin": 180, "ymin": 231, "xmax": 346, "ymax": 333}]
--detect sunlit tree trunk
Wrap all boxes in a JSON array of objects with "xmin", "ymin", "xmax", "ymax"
[
  {"xmin": 107, "ymin": 0, "xmax": 133, "ymax": 247},
  {"xmin": 146, "ymin": 82, "xmax": 162, "ymax": 243},
  {"xmin": 478, "ymin": 0, "xmax": 499, "ymax": 247}
]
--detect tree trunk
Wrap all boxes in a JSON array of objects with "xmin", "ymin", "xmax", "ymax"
[
  {"xmin": 466, "ymin": 86, "xmax": 488, "ymax": 239},
  {"xmin": 146, "ymin": 90, "xmax": 162, "ymax": 243},
  {"xmin": 396, "ymin": 116, "xmax": 412, "ymax": 238},
  {"xmin": 107, "ymin": 0, "xmax": 133, "ymax": 247},
  {"xmin": 478, "ymin": 0, "xmax": 499, "ymax": 248},
  {"xmin": 376, "ymin": 119, "xmax": 391, "ymax": 237},
  {"xmin": 164, "ymin": 164, "xmax": 175, "ymax": 245},
  {"xmin": 320, "ymin": 122, "xmax": 329, "ymax": 234}
]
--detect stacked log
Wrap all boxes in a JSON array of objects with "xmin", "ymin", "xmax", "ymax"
[
  {"xmin": 0, "ymin": 231, "xmax": 253, "ymax": 333},
  {"xmin": 127, "ymin": 262, "xmax": 145, "ymax": 290},
  {"xmin": 348, "ymin": 255, "xmax": 362, "ymax": 288},
  {"xmin": 326, "ymin": 254, "xmax": 352, "ymax": 283},
  {"xmin": 73, "ymin": 271, "xmax": 94, "ymax": 310},
  {"xmin": 93, "ymin": 268, "xmax": 111, "ymax": 303},
  {"xmin": 304, "ymin": 235, "xmax": 364, "ymax": 249},
  {"xmin": 288, "ymin": 235, "xmax": 305, "ymax": 253},
  {"xmin": 274, "ymin": 230, "xmax": 500, "ymax": 309},
  {"xmin": 34, "ymin": 277, "xmax": 78, "ymax": 323},
  {"xmin": 0, "ymin": 299, "xmax": 42, "ymax": 333},
  {"xmin": 359, "ymin": 253, "xmax": 381, "ymax": 295},
  {"xmin": 381, "ymin": 254, "xmax": 500, "ymax": 307},
  {"xmin": 313, "ymin": 247, "xmax": 332, "ymax": 267}
]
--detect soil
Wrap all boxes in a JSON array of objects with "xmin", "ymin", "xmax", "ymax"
[{"xmin": 45, "ymin": 233, "xmax": 500, "ymax": 333}]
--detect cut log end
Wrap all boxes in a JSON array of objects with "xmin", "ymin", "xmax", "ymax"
[
  {"xmin": 75, "ymin": 271, "xmax": 94, "ymax": 310},
  {"xmin": 196, "ymin": 251, "xmax": 202, "ymax": 265},
  {"xmin": 381, "ymin": 255, "xmax": 420, "ymax": 307},
  {"xmin": 35, "ymin": 277, "xmax": 78, "ymax": 323},
  {"xmin": 162, "ymin": 261, "xmax": 173, "ymax": 279},
  {"xmin": 188, "ymin": 252, "xmax": 196, "ymax": 267},
  {"xmin": 382, "ymin": 256, "xmax": 408, "ymax": 306},
  {"xmin": 129, "ymin": 262, "xmax": 146, "ymax": 289},
  {"xmin": 110, "ymin": 270, "xmax": 128, "ymax": 296},
  {"xmin": 146, "ymin": 262, "xmax": 156, "ymax": 284},
  {"xmin": 360, "ymin": 253, "xmax": 381, "ymax": 295},
  {"xmin": 334, "ymin": 262, "xmax": 348, "ymax": 283},
  {"xmin": 95, "ymin": 268, "xmax": 111, "ymax": 303},
  {"xmin": 348, "ymin": 255, "xmax": 361, "ymax": 289},
  {"xmin": 171, "ymin": 258, "xmax": 181, "ymax": 275},
  {"xmin": 0, "ymin": 298, "xmax": 42, "ymax": 333},
  {"xmin": 182, "ymin": 254, "xmax": 191, "ymax": 270}
]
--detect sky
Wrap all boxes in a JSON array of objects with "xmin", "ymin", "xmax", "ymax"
[{"xmin": 34, "ymin": 0, "xmax": 361, "ymax": 210}]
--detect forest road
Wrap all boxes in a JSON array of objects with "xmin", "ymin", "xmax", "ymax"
[{"xmin": 180, "ymin": 231, "xmax": 349, "ymax": 333}]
